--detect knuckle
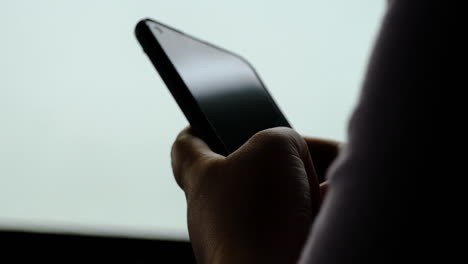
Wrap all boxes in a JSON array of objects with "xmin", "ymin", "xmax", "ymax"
[
  {"xmin": 171, "ymin": 134, "xmax": 223, "ymax": 192},
  {"xmin": 252, "ymin": 127, "xmax": 299, "ymax": 149},
  {"xmin": 185, "ymin": 156, "xmax": 223, "ymax": 197},
  {"xmin": 171, "ymin": 158, "xmax": 184, "ymax": 189},
  {"xmin": 244, "ymin": 127, "xmax": 310, "ymax": 162},
  {"xmin": 171, "ymin": 135, "xmax": 192, "ymax": 162},
  {"xmin": 173, "ymin": 132, "xmax": 190, "ymax": 151},
  {"xmin": 171, "ymin": 135, "xmax": 192, "ymax": 189}
]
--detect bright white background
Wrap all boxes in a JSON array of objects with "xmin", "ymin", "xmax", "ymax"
[{"xmin": 0, "ymin": 0, "xmax": 385, "ymax": 240}]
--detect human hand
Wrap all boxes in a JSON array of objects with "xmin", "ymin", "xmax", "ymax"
[{"xmin": 171, "ymin": 127, "xmax": 339, "ymax": 264}]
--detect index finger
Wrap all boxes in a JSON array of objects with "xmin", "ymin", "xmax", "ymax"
[{"xmin": 171, "ymin": 127, "xmax": 224, "ymax": 192}]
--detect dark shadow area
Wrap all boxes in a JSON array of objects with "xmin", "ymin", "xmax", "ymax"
[{"xmin": 1, "ymin": 229, "xmax": 196, "ymax": 263}]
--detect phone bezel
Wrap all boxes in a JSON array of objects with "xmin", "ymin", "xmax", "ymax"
[{"xmin": 135, "ymin": 18, "xmax": 290, "ymax": 155}]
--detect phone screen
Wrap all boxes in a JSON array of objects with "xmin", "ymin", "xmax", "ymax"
[{"xmin": 147, "ymin": 21, "xmax": 290, "ymax": 153}]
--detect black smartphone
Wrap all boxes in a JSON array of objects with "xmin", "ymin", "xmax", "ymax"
[{"xmin": 135, "ymin": 18, "xmax": 291, "ymax": 155}]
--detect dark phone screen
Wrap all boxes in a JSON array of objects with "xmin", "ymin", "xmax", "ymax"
[{"xmin": 148, "ymin": 21, "xmax": 290, "ymax": 154}]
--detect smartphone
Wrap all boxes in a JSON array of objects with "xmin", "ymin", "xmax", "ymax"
[{"xmin": 135, "ymin": 18, "xmax": 291, "ymax": 155}]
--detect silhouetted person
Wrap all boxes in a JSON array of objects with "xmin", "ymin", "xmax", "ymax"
[{"xmin": 170, "ymin": 0, "xmax": 435, "ymax": 263}]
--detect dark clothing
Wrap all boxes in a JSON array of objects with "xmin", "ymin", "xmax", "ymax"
[{"xmin": 300, "ymin": 1, "xmax": 436, "ymax": 262}]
